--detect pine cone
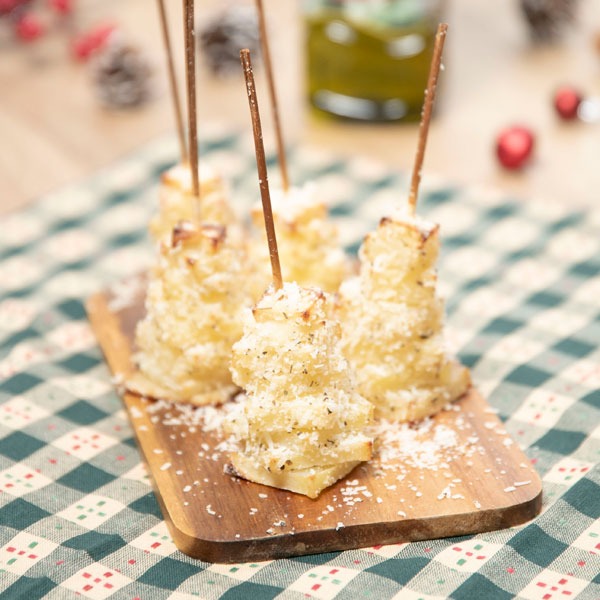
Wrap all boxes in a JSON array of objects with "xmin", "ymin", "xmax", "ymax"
[
  {"xmin": 199, "ymin": 5, "xmax": 260, "ymax": 76},
  {"xmin": 91, "ymin": 35, "xmax": 153, "ymax": 108},
  {"xmin": 520, "ymin": 0, "xmax": 579, "ymax": 42}
]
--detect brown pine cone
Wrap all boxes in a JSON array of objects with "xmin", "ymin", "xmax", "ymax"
[
  {"xmin": 520, "ymin": 0, "xmax": 579, "ymax": 42},
  {"xmin": 91, "ymin": 34, "xmax": 153, "ymax": 108}
]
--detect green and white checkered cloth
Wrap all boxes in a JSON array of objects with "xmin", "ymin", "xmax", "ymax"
[{"xmin": 0, "ymin": 127, "xmax": 598, "ymax": 599}]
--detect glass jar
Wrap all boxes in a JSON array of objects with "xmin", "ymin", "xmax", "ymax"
[{"xmin": 305, "ymin": 0, "xmax": 444, "ymax": 122}]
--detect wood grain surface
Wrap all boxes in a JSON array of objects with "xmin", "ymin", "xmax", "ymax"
[{"xmin": 87, "ymin": 280, "xmax": 542, "ymax": 563}]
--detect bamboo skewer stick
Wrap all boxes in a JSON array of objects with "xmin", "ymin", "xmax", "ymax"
[
  {"xmin": 183, "ymin": 0, "xmax": 200, "ymax": 206},
  {"xmin": 407, "ymin": 23, "xmax": 448, "ymax": 215},
  {"xmin": 157, "ymin": 0, "xmax": 188, "ymax": 165},
  {"xmin": 241, "ymin": 48, "xmax": 283, "ymax": 290},
  {"xmin": 255, "ymin": 0, "xmax": 290, "ymax": 192}
]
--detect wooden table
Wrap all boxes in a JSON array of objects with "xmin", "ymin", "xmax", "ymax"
[{"xmin": 1, "ymin": 0, "xmax": 599, "ymax": 215}]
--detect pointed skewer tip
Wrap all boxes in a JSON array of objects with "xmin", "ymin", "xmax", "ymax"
[{"xmin": 407, "ymin": 22, "xmax": 448, "ymax": 216}]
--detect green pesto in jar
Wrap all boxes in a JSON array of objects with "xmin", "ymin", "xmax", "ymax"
[{"xmin": 305, "ymin": 1, "xmax": 441, "ymax": 122}]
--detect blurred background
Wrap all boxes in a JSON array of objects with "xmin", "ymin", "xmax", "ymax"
[{"xmin": 1, "ymin": 0, "xmax": 599, "ymax": 214}]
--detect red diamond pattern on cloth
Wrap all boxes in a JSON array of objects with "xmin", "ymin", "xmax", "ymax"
[
  {"xmin": 435, "ymin": 540, "xmax": 503, "ymax": 572},
  {"xmin": 519, "ymin": 571, "xmax": 588, "ymax": 600},
  {"xmin": 61, "ymin": 563, "xmax": 132, "ymax": 599},
  {"xmin": 0, "ymin": 463, "xmax": 52, "ymax": 497},
  {"xmin": 0, "ymin": 397, "xmax": 49, "ymax": 430},
  {"xmin": 52, "ymin": 427, "xmax": 117, "ymax": 460},
  {"xmin": 0, "ymin": 533, "xmax": 58, "ymax": 576}
]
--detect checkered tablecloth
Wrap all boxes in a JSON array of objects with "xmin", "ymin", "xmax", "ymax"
[{"xmin": 1, "ymin": 126, "xmax": 599, "ymax": 599}]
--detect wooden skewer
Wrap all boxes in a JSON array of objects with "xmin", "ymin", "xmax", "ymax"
[
  {"xmin": 157, "ymin": 0, "xmax": 188, "ymax": 165},
  {"xmin": 255, "ymin": 0, "xmax": 290, "ymax": 192},
  {"xmin": 183, "ymin": 0, "xmax": 200, "ymax": 206},
  {"xmin": 407, "ymin": 23, "xmax": 448, "ymax": 215},
  {"xmin": 241, "ymin": 48, "xmax": 283, "ymax": 290}
]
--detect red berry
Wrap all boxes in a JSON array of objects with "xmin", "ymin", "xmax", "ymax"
[
  {"xmin": 496, "ymin": 126, "xmax": 535, "ymax": 170},
  {"xmin": 15, "ymin": 13, "xmax": 45, "ymax": 42},
  {"xmin": 553, "ymin": 86, "xmax": 582, "ymax": 120},
  {"xmin": 49, "ymin": 0, "xmax": 74, "ymax": 14},
  {"xmin": 71, "ymin": 23, "xmax": 116, "ymax": 61},
  {"xmin": 71, "ymin": 37, "xmax": 93, "ymax": 61}
]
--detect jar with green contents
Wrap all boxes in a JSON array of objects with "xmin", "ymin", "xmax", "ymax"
[{"xmin": 305, "ymin": 0, "xmax": 444, "ymax": 122}]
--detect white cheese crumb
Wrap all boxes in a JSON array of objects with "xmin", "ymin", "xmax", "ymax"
[
  {"xmin": 504, "ymin": 486, "xmax": 517, "ymax": 493},
  {"xmin": 336, "ymin": 522, "xmax": 345, "ymax": 530},
  {"xmin": 514, "ymin": 480, "xmax": 531, "ymax": 487},
  {"xmin": 130, "ymin": 406, "xmax": 143, "ymax": 418},
  {"xmin": 160, "ymin": 462, "xmax": 171, "ymax": 471},
  {"xmin": 206, "ymin": 504, "xmax": 216, "ymax": 515},
  {"xmin": 437, "ymin": 486, "xmax": 451, "ymax": 500}
]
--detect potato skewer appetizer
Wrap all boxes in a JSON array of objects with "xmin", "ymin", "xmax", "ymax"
[
  {"xmin": 127, "ymin": 3, "xmax": 246, "ymax": 405},
  {"xmin": 338, "ymin": 24, "xmax": 471, "ymax": 422},
  {"xmin": 247, "ymin": 185, "xmax": 351, "ymax": 300},
  {"xmin": 227, "ymin": 50, "xmax": 373, "ymax": 499}
]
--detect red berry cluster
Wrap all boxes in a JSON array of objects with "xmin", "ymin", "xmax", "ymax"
[
  {"xmin": 2, "ymin": 0, "xmax": 118, "ymax": 63},
  {"xmin": 1, "ymin": 0, "xmax": 74, "ymax": 43}
]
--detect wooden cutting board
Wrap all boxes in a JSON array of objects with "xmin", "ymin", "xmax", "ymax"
[{"xmin": 87, "ymin": 278, "xmax": 542, "ymax": 563}]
